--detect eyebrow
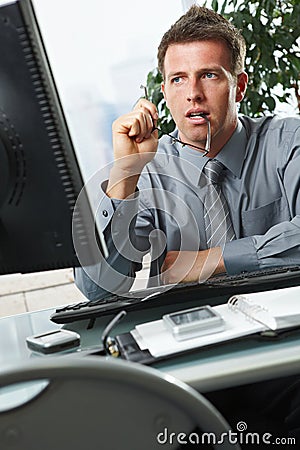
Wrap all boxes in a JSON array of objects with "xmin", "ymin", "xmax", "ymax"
[{"xmin": 166, "ymin": 66, "xmax": 227, "ymax": 80}]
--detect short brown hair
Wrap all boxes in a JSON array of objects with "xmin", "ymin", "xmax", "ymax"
[{"xmin": 157, "ymin": 5, "xmax": 246, "ymax": 78}]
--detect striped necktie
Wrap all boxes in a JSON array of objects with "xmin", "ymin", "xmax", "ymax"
[{"xmin": 203, "ymin": 159, "xmax": 235, "ymax": 247}]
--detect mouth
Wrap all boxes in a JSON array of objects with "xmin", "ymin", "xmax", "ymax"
[
  {"xmin": 184, "ymin": 111, "xmax": 211, "ymax": 154},
  {"xmin": 188, "ymin": 112, "xmax": 208, "ymax": 118},
  {"xmin": 186, "ymin": 110, "xmax": 210, "ymax": 122}
]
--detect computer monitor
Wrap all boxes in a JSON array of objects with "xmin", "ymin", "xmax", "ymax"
[{"xmin": 0, "ymin": 0, "xmax": 106, "ymax": 275}]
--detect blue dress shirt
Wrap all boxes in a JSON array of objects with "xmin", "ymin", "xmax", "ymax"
[{"xmin": 75, "ymin": 115, "xmax": 300, "ymax": 300}]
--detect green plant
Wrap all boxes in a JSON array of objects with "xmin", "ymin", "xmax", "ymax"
[
  {"xmin": 218, "ymin": 0, "xmax": 300, "ymax": 116},
  {"xmin": 146, "ymin": 69, "xmax": 175, "ymax": 134},
  {"xmin": 145, "ymin": 0, "xmax": 299, "ymax": 132}
]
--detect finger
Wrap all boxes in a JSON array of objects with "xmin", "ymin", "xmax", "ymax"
[
  {"xmin": 127, "ymin": 116, "xmax": 142, "ymax": 139},
  {"xmin": 144, "ymin": 111, "xmax": 155, "ymax": 139},
  {"xmin": 134, "ymin": 98, "xmax": 158, "ymax": 121},
  {"xmin": 129, "ymin": 112, "xmax": 154, "ymax": 143}
]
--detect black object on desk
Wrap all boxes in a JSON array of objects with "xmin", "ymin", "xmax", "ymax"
[
  {"xmin": 0, "ymin": 0, "xmax": 107, "ymax": 275},
  {"xmin": 114, "ymin": 321, "xmax": 300, "ymax": 367},
  {"xmin": 51, "ymin": 265, "xmax": 300, "ymax": 324}
]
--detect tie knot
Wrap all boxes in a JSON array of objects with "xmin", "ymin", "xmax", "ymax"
[{"xmin": 203, "ymin": 159, "xmax": 224, "ymax": 184}]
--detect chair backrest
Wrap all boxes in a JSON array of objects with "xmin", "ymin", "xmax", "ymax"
[{"xmin": 0, "ymin": 356, "xmax": 240, "ymax": 450}]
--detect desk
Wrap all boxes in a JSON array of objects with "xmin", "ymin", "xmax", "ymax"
[{"xmin": 1, "ymin": 302, "xmax": 300, "ymax": 393}]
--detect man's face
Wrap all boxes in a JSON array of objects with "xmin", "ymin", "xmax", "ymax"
[{"xmin": 161, "ymin": 40, "xmax": 247, "ymax": 155}]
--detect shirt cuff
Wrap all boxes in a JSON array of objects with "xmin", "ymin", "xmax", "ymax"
[
  {"xmin": 98, "ymin": 180, "xmax": 139, "ymax": 231},
  {"xmin": 223, "ymin": 236, "xmax": 260, "ymax": 275}
]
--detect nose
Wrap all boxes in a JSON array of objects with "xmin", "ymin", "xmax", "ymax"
[{"xmin": 186, "ymin": 78, "xmax": 203, "ymax": 103}]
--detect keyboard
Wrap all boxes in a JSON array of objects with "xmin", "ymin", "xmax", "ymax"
[{"xmin": 50, "ymin": 265, "xmax": 300, "ymax": 324}]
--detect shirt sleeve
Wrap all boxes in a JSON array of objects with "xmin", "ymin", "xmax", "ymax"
[
  {"xmin": 74, "ymin": 183, "xmax": 154, "ymax": 300},
  {"xmin": 223, "ymin": 125, "xmax": 300, "ymax": 275}
]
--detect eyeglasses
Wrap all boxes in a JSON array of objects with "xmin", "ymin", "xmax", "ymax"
[{"xmin": 140, "ymin": 85, "xmax": 211, "ymax": 156}]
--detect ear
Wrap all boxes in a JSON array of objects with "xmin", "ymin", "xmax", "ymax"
[
  {"xmin": 236, "ymin": 72, "xmax": 248, "ymax": 103},
  {"xmin": 161, "ymin": 82, "xmax": 167, "ymax": 101}
]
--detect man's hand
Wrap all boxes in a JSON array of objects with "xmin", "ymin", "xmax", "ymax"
[
  {"xmin": 107, "ymin": 99, "xmax": 159, "ymax": 199},
  {"xmin": 161, "ymin": 248, "xmax": 226, "ymax": 285}
]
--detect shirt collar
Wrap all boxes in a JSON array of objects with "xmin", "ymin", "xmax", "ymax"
[
  {"xmin": 165, "ymin": 118, "xmax": 247, "ymax": 185},
  {"xmin": 171, "ymin": 131, "xmax": 208, "ymax": 186},
  {"xmin": 216, "ymin": 119, "xmax": 247, "ymax": 178}
]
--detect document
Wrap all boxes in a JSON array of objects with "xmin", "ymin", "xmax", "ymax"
[{"xmin": 131, "ymin": 285, "xmax": 300, "ymax": 358}]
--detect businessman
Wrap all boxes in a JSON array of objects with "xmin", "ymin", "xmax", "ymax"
[
  {"xmin": 75, "ymin": 5, "xmax": 300, "ymax": 300},
  {"xmin": 74, "ymin": 5, "xmax": 300, "ymax": 442}
]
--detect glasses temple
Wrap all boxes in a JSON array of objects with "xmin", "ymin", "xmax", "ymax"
[{"xmin": 139, "ymin": 84, "xmax": 211, "ymax": 155}]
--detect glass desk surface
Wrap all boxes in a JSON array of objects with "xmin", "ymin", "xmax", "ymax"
[{"xmin": 1, "ymin": 303, "xmax": 300, "ymax": 393}]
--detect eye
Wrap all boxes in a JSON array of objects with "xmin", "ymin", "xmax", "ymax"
[
  {"xmin": 204, "ymin": 72, "xmax": 216, "ymax": 79},
  {"xmin": 171, "ymin": 76, "xmax": 182, "ymax": 84}
]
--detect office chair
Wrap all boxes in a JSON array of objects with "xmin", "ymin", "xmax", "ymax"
[{"xmin": 0, "ymin": 356, "xmax": 241, "ymax": 450}]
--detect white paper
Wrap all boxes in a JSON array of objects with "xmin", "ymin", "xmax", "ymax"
[{"xmin": 132, "ymin": 285, "xmax": 300, "ymax": 358}]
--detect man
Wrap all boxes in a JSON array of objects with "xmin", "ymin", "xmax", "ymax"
[
  {"xmin": 75, "ymin": 6, "xmax": 300, "ymax": 442},
  {"xmin": 75, "ymin": 5, "xmax": 300, "ymax": 300}
]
